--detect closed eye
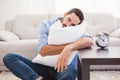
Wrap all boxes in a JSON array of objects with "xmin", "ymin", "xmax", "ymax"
[{"xmin": 71, "ymin": 24, "xmax": 75, "ymax": 26}]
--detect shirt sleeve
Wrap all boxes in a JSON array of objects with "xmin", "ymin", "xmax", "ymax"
[
  {"xmin": 37, "ymin": 22, "xmax": 49, "ymax": 53},
  {"xmin": 81, "ymin": 32, "xmax": 94, "ymax": 40}
]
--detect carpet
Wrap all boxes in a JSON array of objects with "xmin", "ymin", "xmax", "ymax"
[{"xmin": 1, "ymin": 71, "xmax": 120, "ymax": 80}]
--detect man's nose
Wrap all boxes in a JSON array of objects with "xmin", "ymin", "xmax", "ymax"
[{"xmin": 66, "ymin": 23, "xmax": 71, "ymax": 26}]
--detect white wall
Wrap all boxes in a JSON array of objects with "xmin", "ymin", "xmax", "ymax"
[
  {"xmin": 116, "ymin": 0, "xmax": 120, "ymax": 17},
  {"xmin": 0, "ymin": 0, "xmax": 25, "ymax": 30},
  {"xmin": 55, "ymin": 0, "xmax": 118, "ymax": 16},
  {"xmin": 1, "ymin": 0, "xmax": 120, "ymax": 30},
  {"xmin": 0, "ymin": 0, "xmax": 55, "ymax": 30}
]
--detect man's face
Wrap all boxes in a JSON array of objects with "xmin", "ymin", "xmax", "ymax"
[{"xmin": 62, "ymin": 12, "xmax": 81, "ymax": 27}]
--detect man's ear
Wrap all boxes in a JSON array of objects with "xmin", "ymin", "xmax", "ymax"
[{"xmin": 64, "ymin": 13, "xmax": 67, "ymax": 17}]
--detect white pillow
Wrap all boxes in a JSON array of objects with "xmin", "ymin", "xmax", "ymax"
[
  {"xmin": 32, "ymin": 20, "xmax": 87, "ymax": 67},
  {"xmin": 110, "ymin": 28, "xmax": 120, "ymax": 38},
  {"xmin": 32, "ymin": 51, "xmax": 77, "ymax": 67},
  {"xmin": 48, "ymin": 20, "xmax": 87, "ymax": 45},
  {"xmin": 0, "ymin": 30, "xmax": 20, "ymax": 41}
]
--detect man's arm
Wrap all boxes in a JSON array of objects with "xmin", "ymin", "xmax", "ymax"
[
  {"xmin": 40, "ymin": 37, "xmax": 93, "ymax": 56},
  {"xmin": 67, "ymin": 37, "xmax": 93, "ymax": 51},
  {"xmin": 40, "ymin": 44, "xmax": 68, "ymax": 56}
]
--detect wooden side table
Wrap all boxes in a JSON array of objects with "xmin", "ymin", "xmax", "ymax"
[{"xmin": 77, "ymin": 47, "xmax": 120, "ymax": 80}]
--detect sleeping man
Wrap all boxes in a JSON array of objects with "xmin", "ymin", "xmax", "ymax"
[{"xmin": 3, "ymin": 8, "xmax": 93, "ymax": 80}]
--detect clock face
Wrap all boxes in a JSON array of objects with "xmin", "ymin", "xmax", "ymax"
[{"xmin": 97, "ymin": 35, "xmax": 109, "ymax": 47}]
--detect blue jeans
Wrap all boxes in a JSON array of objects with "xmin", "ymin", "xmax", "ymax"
[{"xmin": 3, "ymin": 53, "xmax": 77, "ymax": 80}]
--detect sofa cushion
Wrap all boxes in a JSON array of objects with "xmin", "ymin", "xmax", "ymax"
[
  {"xmin": 12, "ymin": 15, "xmax": 49, "ymax": 39},
  {"xmin": 0, "ymin": 30, "xmax": 20, "ymax": 41},
  {"xmin": 0, "ymin": 39, "xmax": 38, "ymax": 66},
  {"xmin": 0, "ymin": 39, "xmax": 38, "ymax": 53}
]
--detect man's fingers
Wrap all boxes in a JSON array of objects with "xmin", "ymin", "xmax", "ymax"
[
  {"xmin": 55, "ymin": 58, "xmax": 60, "ymax": 70},
  {"xmin": 55, "ymin": 58, "xmax": 64, "ymax": 72},
  {"xmin": 60, "ymin": 65, "xmax": 64, "ymax": 72},
  {"xmin": 55, "ymin": 54, "xmax": 69, "ymax": 72},
  {"xmin": 63, "ymin": 57, "xmax": 69, "ymax": 70},
  {"xmin": 57, "ymin": 61, "xmax": 61, "ymax": 72},
  {"xmin": 56, "ymin": 58, "xmax": 61, "ymax": 72}
]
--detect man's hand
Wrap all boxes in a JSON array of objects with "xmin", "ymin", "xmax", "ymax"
[
  {"xmin": 55, "ymin": 45, "xmax": 73, "ymax": 72},
  {"xmin": 54, "ymin": 37, "xmax": 93, "ymax": 72}
]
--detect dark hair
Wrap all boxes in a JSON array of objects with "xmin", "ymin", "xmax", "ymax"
[{"xmin": 67, "ymin": 8, "xmax": 84, "ymax": 24}]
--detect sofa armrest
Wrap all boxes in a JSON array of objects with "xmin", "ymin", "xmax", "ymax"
[
  {"xmin": 0, "ymin": 30, "xmax": 20, "ymax": 41},
  {"xmin": 116, "ymin": 18, "xmax": 120, "ymax": 28},
  {"xmin": 110, "ymin": 28, "xmax": 120, "ymax": 38}
]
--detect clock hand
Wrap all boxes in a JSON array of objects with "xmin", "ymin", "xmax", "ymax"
[{"xmin": 101, "ymin": 38, "xmax": 104, "ymax": 42}]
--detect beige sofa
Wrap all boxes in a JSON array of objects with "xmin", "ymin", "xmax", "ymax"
[{"xmin": 0, "ymin": 13, "xmax": 120, "ymax": 71}]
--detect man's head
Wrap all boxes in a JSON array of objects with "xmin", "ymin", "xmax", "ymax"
[{"xmin": 62, "ymin": 8, "xmax": 84, "ymax": 27}]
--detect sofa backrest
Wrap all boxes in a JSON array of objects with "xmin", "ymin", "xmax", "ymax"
[
  {"xmin": 84, "ymin": 13, "xmax": 117, "ymax": 36},
  {"xmin": 5, "ymin": 13, "xmax": 117, "ymax": 39},
  {"xmin": 12, "ymin": 14, "xmax": 49, "ymax": 39}
]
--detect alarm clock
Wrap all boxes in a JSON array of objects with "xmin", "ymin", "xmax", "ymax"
[{"xmin": 96, "ymin": 32, "xmax": 109, "ymax": 49}]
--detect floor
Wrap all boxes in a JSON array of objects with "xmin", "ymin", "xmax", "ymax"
[{"xmin": 1, "ymin": 71, "xmax": 120, "ymax": 80}]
